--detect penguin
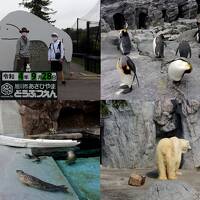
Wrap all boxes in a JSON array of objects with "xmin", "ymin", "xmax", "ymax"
[
  {"xmin": 153, "ymin": 34, "xmax": 167, "ymax": 58},
  {"xmin": 118, "ymin": 29, "xmax": 132, "ymax": 55},
  {"xmin": 168, "ymin": 57, "xmax": 192, "ymax": 82},
  {"xmin": 116, "ymin": 55, "xmax": 139, "ymax": 95},
  {"xmin": 194, "ymin": 29, "xmax": 200, "ymax": 43},
  {"xmin": 175, "ymin": 40, "xmax": 191, "ymax": 58}
]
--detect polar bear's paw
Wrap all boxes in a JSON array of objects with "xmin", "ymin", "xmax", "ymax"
[
  {"xmin": 176, "ymin": 171, "xmax": 182, "ymax": 176},
  {"xmin": 168, "ymin": 176, "xmax": 177, "ymax": 180},
  {"xmin": 158, "ymin": 176, "xmax": 167, "ymax": 180}
]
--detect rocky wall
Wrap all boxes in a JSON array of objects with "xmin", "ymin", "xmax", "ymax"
[
  {"xmin": 18, "ymin": 100, "xmax": 100, "ymax": 136},
  {"xmin": 101, "ymin": 98, "xmax": 200, "ymax": 169},
  {"xmin": 101, "ymin": 100, "xmax": 156, "ymax": 168},
  {"xmin": 101, "ymin": 0, "xmax": 199, "ymax": 32}
]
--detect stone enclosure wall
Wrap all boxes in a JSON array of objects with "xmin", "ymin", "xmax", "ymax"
[
  {"xmin": 18, "ymin": 100, "xmax": 100, "ymax": 136},
  {"xmin": 101, "ymin": 98, "xmax": 200, "ymax": 169},
  {"xmin": 101, "ymin": 0, "xmax": 200, "ymax": 32}
]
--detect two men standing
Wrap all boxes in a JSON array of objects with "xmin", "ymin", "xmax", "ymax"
[{"xmin": 16, "ymin": 28, "xmax": 65, "ymax": 84}]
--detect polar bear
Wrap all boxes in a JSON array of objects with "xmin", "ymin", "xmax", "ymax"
[{"xmin": 156, "ymin": 137, "xmax": 191, "ymax": 180}]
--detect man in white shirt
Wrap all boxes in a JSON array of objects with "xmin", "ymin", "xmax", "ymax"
[{"xmin": 48, "ymin": 33, "xmax": 65, "ymax": 84}]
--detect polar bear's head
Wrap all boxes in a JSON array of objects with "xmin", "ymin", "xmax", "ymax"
[{"xmin": 180, "ymin": 139, "xmax": 191, "ymax": 153}]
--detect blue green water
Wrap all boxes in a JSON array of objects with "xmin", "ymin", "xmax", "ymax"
[{"xmin": 56, "ymin": 157, "xmax": 100, "ymax": 200}]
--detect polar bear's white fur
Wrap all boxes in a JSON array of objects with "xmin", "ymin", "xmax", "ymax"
[{"xmin": 156, "ymin": 137, "xmax": 191, "ymax": 180}]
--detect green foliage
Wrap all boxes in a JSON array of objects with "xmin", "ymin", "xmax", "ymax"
[
  {"xmin": 100, "ymin": 101, "xmax": 128, "ymax": 117},
  {"xmin": 100, "ymin": 101, "xmax": 111, "ymax": 117},
  {"xmin": 19, "ymin": 0, "xmax": 56, "ymax": 23},
  {"xmin": 112, "ymin": 100, "xmax": 128, "ymax": 109}
]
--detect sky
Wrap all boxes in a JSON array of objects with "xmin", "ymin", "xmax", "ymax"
[{"xmin": 0, "ymin": 0, "xmax": 100, "ymax": 28}]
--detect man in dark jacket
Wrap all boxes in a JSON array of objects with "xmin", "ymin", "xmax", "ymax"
[{"xmin": 16, "ymin": 27, "xmax": 30, "ymax": 71}]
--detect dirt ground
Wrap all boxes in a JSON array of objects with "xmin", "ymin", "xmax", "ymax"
[{"xmin": 101, "ymin": 167, "xmax": 200, "ymax": 200}]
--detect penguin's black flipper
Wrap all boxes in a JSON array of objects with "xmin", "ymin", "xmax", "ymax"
[
  {"xmin": 175, "ymin": 46, "xmax": 179, "ymax": 56},
  {"xmin": 126, "ymin": 57, "xmax": 140, "ymax": 87},
  {"xmin": 189, "ymin": 48, "xmax": 192, "ymax": 58},
  {"xmin": 126, "ymin": 56, "xmax": 136, "ymax": 72}
]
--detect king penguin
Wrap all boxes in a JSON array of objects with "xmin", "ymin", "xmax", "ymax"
[
  {"xmin": 153, "ymin": 34, "xmax": 167, "ymax": 58},
  {"xmin": 116, "ymin": 55, "xmax": 139, "ymax": 95},
  {"xmin": 168, "ymin": 57, "xmax": 192, "ymax": 82},
  {"xmin": 119, "ymin": 29, "xmax": 132, "ymax": 55},
  {"xmin": 175, "ymin": 40, "xmax": 191, "ymax": 58}
]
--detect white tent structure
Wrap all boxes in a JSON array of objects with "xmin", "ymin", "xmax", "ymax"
[
  {"xmin": 0, "ymin": 10, "xmax": 73, "ymax": 70},
  {"xmin": 71, "ymin": 0, "xmax": 100, "ymax": 29},
  {"xmin": 81, "ymin": 0, "xmax": 100, "ymax": 23}
]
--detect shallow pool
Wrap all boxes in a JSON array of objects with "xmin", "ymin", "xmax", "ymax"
[{"xmin": 56, "ymin": 157, "xmax": 100, "ymax": 200}]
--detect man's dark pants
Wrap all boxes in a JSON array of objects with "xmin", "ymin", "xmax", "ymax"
[{"xmin": 16, "ymin": 57, "xmax": 30, "ymax": 71}]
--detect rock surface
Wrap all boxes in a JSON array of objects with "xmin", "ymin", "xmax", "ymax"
[
  {"xmin": 101, "ymin": 98, "xmax": 200, "ymax": 169},
  {"xmin": 102, "ymin": 101, "xmax": 156, "ymax": 168},
  {"xmin": 101, "ymin": 0, "xmax": 199, "ymax": 31},
  {"xmin": 101, "ymin": 168, "xmax": 200, "ymax": 200},
  {"xmin": 145, "ymin": 181, "xmax": 200, "ymax": 200},
  {"xmin": 180, "ymin": 99, "xmax": 200, "ymax": 168},
  {"xmin": 18, "ymin": 101, "xmax": 100, "ymax": 136}
]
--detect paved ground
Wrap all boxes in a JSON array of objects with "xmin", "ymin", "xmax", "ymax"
[
  {"xmin": 58, "ymin": 62, "xmax": 100, "ymax": 100},
  {"xmin": 101, "ymin": 30, "xmax": 200, "ymax": 101},
  {"xmin": 0, "ymin": 146, "xmax": 78, "ymax": 200},
  {"xmin": 101, "ymin": 167, "xmax": 200, "ymax": 200},
  {"xmin": 58, "ymin": 79, "xmax": 100, "ymax": 100}
]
